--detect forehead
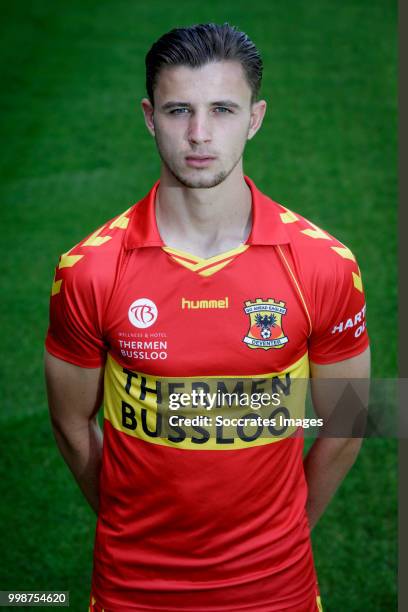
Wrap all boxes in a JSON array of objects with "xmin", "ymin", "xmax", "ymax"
[{"xmin": 154, "ymin": 61, "xmax": 252, "ymax": 104}]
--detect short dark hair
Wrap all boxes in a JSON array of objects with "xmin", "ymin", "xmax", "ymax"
[{"xmin": 145, "ymin": 23, "xmax": 263, "ymax": 104}]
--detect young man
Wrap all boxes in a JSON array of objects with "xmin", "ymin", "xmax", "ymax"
[{"xmin": 45, "ymin": 23, "xmax": 370, "ymax": 612}]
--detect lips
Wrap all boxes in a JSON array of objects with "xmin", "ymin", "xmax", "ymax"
[{"xmin": 185, "ymin": 156, "xmax": 216, "ymax": 168}]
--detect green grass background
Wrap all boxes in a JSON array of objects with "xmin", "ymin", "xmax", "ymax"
[{"xmin": 0, "ymin": 0, "xmax": 397, "ymax": 610}]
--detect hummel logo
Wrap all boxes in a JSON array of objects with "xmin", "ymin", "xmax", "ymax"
[{"xmin": 181, "ymin": 297, "xmax": 229, "ymax": 309}]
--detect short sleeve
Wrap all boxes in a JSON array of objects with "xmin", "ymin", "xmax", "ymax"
[
  {"xmin": 45, "ymin": 254, "xmax": 107, "ymax": 368},
  {"xmin": 308, "ymin": 253, "xmax": 369, "ymax": 365}
]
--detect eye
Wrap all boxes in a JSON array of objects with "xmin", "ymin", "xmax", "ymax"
[
  {"xmin": 214, "ymin": 106, "xmax": 232, "ymax": 114},
  {"xmin": 169, "ymin": 108, "xmax": 190, "ymax": 115}
]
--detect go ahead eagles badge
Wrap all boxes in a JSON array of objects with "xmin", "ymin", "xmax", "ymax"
[{"xmin": 243, "ymin": 298, "xmax": 289, "ymax": 350}]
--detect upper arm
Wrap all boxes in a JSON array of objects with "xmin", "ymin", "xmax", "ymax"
[
  {"xmin": 310, "ymin": 346, "xmax": 371, "ymax": 380},
  {"xmin": 309, "ymin": 346, "xmax": 371, "ymax": 428},
  {"xmin": 45, "ymin": 350, "xmax": 104, "ymax": 428}
]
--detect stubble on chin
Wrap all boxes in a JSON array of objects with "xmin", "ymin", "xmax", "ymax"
[{"xmin": 169, "ymin": 169, "xmax": 229, "ymax": 189}]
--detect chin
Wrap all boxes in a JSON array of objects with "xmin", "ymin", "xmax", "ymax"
[{"xmin": 171, "ymin": 168, "xmax": 229, "ymax": 190}]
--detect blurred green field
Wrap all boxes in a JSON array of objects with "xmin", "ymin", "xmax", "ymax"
[{"xmin": 0, "ymin": 1, "xmax": 397, "ymax": 610}]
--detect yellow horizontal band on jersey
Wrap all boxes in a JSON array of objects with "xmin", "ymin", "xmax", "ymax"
[{"xmin": 103, "ymin": 352, "xmax": 310, "ymax": 450}]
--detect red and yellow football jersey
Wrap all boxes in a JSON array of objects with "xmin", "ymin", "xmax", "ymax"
[{"xmin": 46, "ymin": 177, "xmax": 368, "ymax": 611}]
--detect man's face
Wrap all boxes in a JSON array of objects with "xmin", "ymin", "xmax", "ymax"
[{"xmin": 142, "ymin": 61, "xmax": 266, "ymax": 189}]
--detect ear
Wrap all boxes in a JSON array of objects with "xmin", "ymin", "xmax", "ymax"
[
  {"xmin": 247, "ymin": 99, "xmax": 267, "ymax": 140},
  {"xmin": 141, "ymin": 98, "xmax": 155, "ymax": 137}
]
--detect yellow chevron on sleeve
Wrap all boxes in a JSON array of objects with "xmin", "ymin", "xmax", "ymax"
[
  {"xmin": 51, "ymin": 252, "xmax": 83, "ymax": 297},
  {"xmin": 109, "ymin": 208, "xmax": 131, "ymax": 229},
  {"xmin": 51, "ymin": 279, "xmax": 62, "ymax": 296},
  {"xmin": 83, "ymin": 227, "xmax": 112, "ymax": 247},
  {"xmin": 280, "ymin": 207, "xmax": 299, "ymax": 224},
  {"xmin": 301, "ymin": 221, "xmax": 331, "ymax": 240},
  {"xmin": 331, "ymin": 246, "xmax": 356, "ymax": 261},
  {"xmin": 352, "ymin": 270, "xmax": 363, "ymax": 292},
  {"xmin": 59, "ymin": 253, "xmax": 84, "ymax": 268},
  {"xmin": 331, "ymin": 246, "xmax": 362, "ymax": 292}
]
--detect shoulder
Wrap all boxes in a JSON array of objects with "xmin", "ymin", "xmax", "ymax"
[
  {"xmin": 278, "ymin": 203, "xmax": 362, "ymax": 283},
  {"xmin": 46, "ymin": 206, "xmax": 138, "ymax": 367},
  {"xmin": 250, "ymin": 179, "xmax": 359, "ymax": 275},
  {"xmin": 272, "ymin": 204, "xmax": 367, "ymax": 334},
  {"xmin": 51, "ymin": 205, "xmax": 135, "ymax": 298}
]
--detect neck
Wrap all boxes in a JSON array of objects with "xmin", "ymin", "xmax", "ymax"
[{"xmin": 155, "ymin": 162, "xmax": 252, "ymax": 258}]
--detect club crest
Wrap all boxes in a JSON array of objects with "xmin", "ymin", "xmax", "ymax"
[{"xmin": 243, "ymin": 298, "xmax": 288, "ymax": 350}]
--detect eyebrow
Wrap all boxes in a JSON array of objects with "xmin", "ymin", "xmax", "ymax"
[{"xmin": 160, "ymin": 100, "xmax": 242, "ymax": 110}]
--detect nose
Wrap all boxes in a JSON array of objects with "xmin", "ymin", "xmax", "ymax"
[{"xmin": 187, "ymin": 111, "xmax": 211, "ymax": 145}]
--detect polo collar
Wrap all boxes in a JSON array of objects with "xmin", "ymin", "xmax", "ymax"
[{"xmin": 124, "ymin": 176, "xmax": 290, "ymax": 249}]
